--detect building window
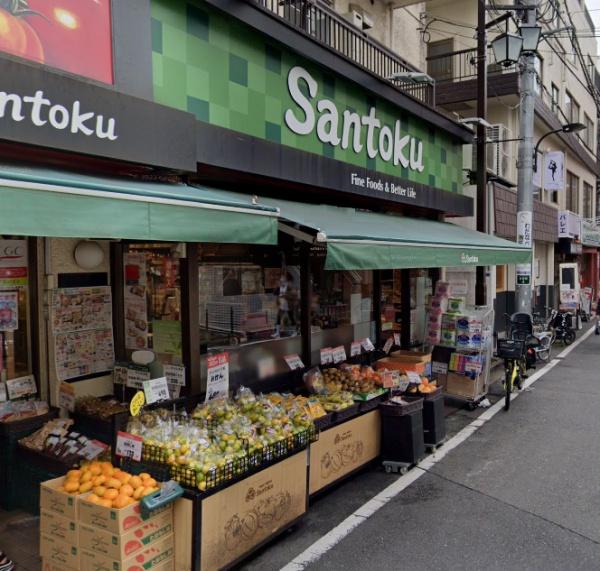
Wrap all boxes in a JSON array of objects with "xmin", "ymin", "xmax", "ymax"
[
  {"xmin": 583, "ymin": 182, "xmax": 594, "ymax": 219},
  {"xmin": 551, "ymin": 83, "xmax": 559, "ymax": 114},
  {"xmin": 584, "ymin": 113, "xmax": 594, "ymax": 149},
  {"xmin": 534, "ymin": 56, "xmax": 543, "ymax": 95},
  {"xmin": 565, "ymin": 91, "xmax": 579, "ymax": 124},
  {"xmin": 426, "ymin": 39, "xmax": 455, "ymax": 82},
  {"xmin": 566, "ymin": 171, "xmax": 579, "ymax": 213}
]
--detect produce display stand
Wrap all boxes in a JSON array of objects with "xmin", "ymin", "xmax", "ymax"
[
  {"xmin": 0, "ymin": 408, "xmax": 58, "ymax": 510},
  {"xmin": 309, "ymin": 409, "xmax": 381, "ymax": 496},
  {"xmin": 169, "ymin": 451, "xmax": 308, "ymax": 571}
]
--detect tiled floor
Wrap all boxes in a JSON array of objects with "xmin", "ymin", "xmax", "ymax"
[{"xmin": 0, "ymin": 510, "xmax": 41, "ymax": 571}]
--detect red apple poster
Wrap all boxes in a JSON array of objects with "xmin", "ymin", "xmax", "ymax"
[{"xmin": 0, "ymin": 0, "xmax": 113, "ymax": 84}]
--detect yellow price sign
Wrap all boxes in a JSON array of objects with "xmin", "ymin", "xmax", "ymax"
[{"xmin": 130, "ymin": 391, "xmax": 146, "ymax": 417}]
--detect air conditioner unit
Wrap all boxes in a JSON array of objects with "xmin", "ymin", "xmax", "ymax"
[
  {"xmin": 343, "ymin": 9, "xmax": 363, "ymax": 29},
  {"xmin": 471, "ymin": 124, "xmax": 512, "ymax": 179},
  {"xmin": 344, "ymin": 4, "xmax": 373, "ymax": 30}
]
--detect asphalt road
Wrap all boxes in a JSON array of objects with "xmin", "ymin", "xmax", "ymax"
[{"xmin": 243, "ymin": 330, "xmax": 600, "ymax": 571}]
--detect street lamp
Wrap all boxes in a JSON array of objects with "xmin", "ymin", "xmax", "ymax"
[
  {"xmin": 533, "ymin": 122, "xmax": 587, "ymax": 171},
  {"xmin": 491, "ymin": 20, "xmax": 542, "ymax": 67},
  {"xmin": 491, "ymin": 32, "xmax": 523, "ymax": 67},
  {"xmin": 518, "ymin": 23, "xmax": 542, "ymax": 53}
]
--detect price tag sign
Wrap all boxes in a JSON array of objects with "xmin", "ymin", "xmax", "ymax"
[
  {"xmin": 397, "ymin": 377, "xmax": 410, "ymax": 392},
  {"xmin": 361, "ymin": 338, "xmax": 375, "ymax": 352},
  {"xmin": 394, "ymin": 333, "xmax": 401, "ymax": 346},
  {"xmin": 350, "ymin": 341, "xmax": 361, "ymax": 357},
  {"xmin": 383, "ymin": 337, "xmax": 394, "ymax": 354},
  {"xmin": 432, "ymin": 361, "xmax": 448, "ymax": 375},
  {"xmin": 126, "ymin": 367, "xmax": 151, "ymax": 390},
  {"xmin": 130, "ymin": 391, "xmax": 145, "ymax": 416},
  {"xmin": 407, "ymin": 371, "xmax": 422, "ymax": 385},
  {"xmin": 381, "ymin": 371, "xmax": 396, "ymax": 388},
  {"xmin": 113, "ymin": 366, "xmax": 128, "ymax": 386},
  {"xmin": 284, "ymin": 354, "xmax": 305, "ymax": 371},
  {"xmin": 81, "ymin": 440, "xmax": 109, "ymax": 461},
  {"xmin": 116, "ymin": 431, "xmax": 143, "ymax": 461},
  {"xmin": 332, "ymin": 345, "xmax": 347, "ymax": 364},
  {"xmin": 58, "ymin": 382, "xmax": 76, "ymax": 412},
  {"xmin": 143, "ymin": 377, "xmax": 170, "ymax": 405},
  {"xmin": 164, "ymin": 364, "xmax": 186, "ymax": 387},
  {"xmin": 206, "ymin": 352, "xmax": 230, "ymax": 401},
  {"xmin": 6, "ymin": 375, "xmax": 37, "ymax": 400},
  {"xmin": 320, "ymin": 347, "xmax": 333, "ymax": 365}
]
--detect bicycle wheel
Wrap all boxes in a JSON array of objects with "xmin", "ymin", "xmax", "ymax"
[{"xmin": 564, "ymin": 330, "xmax": 576, "ymax": 345}]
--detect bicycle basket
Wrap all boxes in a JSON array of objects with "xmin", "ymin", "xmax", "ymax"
[{"xmin": 496, "ymin": 339, "xmax": 525, "ymax": 359}]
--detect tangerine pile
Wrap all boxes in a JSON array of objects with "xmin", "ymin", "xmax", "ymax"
[{"xmin": 60, "ymin": 462, "xmax": 160, "ymax": 509}]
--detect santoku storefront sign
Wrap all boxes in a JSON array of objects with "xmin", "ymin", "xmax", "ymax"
[{"xmin": 0, "ymin": 59, "xmax": 196, "ymax": 171}]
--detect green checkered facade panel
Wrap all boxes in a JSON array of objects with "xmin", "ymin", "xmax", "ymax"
[{"xmin": 151, "ymin": 0, "xmax": 463, "ymax": 194}]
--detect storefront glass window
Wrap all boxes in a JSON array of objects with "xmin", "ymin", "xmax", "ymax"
[
  {"xmin": 199, "ymin": 237, "xmax": 301, "ymax": 350},
  {"xmin": 123, "ymin": 243, "xmax": 182, "ymax": 365},
  {"xmin": 0, "ymin": 238, "xmax": 31, "ymax": 381},
  {"xmin": 309, "ymin": 248, "xmax": 373, "ymax": 363}
]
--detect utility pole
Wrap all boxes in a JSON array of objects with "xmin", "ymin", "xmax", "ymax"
[
  {"xmin": 515, "ymin": 2, "xmax": 537, "ymax": 314},
  {"xmin": 475, "ymin": 0, "xmax": 488, "ymax": 306}
]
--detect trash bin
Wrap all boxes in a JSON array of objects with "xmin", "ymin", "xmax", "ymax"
[
  {"xmin": 379, "ymin": 398, "xmax": 425, "ymax": 472},
  {"xmin": 421, "ymin": 388, "xmax": 446, "ymax": 448}
]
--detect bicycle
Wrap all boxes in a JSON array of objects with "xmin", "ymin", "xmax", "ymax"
[{"xmin": 497, "ymin": 338, "xmax": 526, "ymax": 411}]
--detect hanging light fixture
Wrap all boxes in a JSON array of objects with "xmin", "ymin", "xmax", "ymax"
[
  {"xmin": 491, "ymin": 32, "xmax": 523, "ymax": 67},
  {"xmin": 518, "ymin": 23, "xmax": 542, "ymax": 53}
]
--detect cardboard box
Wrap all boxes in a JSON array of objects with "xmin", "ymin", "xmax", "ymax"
[
  {"xmin": 40, "ymin": 533, "xmax": 79, "ymax": 569},
  {"xmin": 446, "ymin": 372, "xmax": 485, "ymax": 399},
  {"xmin": 79, "ymin": 496, "xmax": 172, "ymax": 535},
  {"xmin": 80, "ymin": 533, "xmax": 174, "ymax": 571},
  {"xmin": 41, "ymin": 509, "xmax": 78, "ymax": 545},
  {"xmin": 42, "ymin": 559, "xmax": 78, "ymax": 571},
  {"xmin": 79, "ymin": 508, "xmax": 173, "ymax": 560},
  {"xmin": 40, "ymin": 477, "xmax": 81, "ymax": 520}
]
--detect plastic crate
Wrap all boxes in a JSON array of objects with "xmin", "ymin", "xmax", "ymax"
[
  {"xmin": 497, "ymin": 339, "xmax": 525, "ymax": 359},
  {"xmin": 332, "ymin": 403, "xmax": 360, "ymax": 423},
  {"xmin": 0, "ymin": 408, "xmax": 59, "ymax": 510},
  {"xmin": 314, "ymin": 413, "xmax": 334, "ymax": 431}
]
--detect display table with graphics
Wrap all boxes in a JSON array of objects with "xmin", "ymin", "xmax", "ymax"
[
  {"xmin": 309, "ymin": 410, "xmax": 381, "ymax": 496},
  {"xmin": 174, "ymin": 451, "xmax": 308, "ymax": 571}
]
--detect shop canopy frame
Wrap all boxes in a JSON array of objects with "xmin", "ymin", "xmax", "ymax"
[
  {"xmin": 0, "ymin": 165, "xmax": 278, "ymax": 245},
  {"xmin": 264, "ymin": 198, "xmax": 531, "ymax": 270}
]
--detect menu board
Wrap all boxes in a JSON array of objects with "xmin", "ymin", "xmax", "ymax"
[
  {"xmin": 123, "ymin": 253, "xmax": 148, "ymax": 350},
  {"xmin": 51, "ymin": 286, "xmax": 115, "ymax": 381}
]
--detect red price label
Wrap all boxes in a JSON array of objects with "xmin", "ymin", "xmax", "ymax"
[{"xmin": 115, "ymin": 431, "xmax": 143, "ymax": 461}]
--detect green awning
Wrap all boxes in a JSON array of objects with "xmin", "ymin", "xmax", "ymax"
[
  {"xmin": 0, "ymin": 164, "xmax": 278, "ymax": 244},
  {"xmin": 263, "ymin": 198, "xmax": 530, "ymax": 270}
]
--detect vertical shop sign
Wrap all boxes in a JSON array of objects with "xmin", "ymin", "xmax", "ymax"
[
  {"xmin": 206, "ymin": 353, "xmax": 230, "ymax": 401},
  {"xmin": 517, "ymin": 211, "xmax": 532, "ymax": 248},
  {"xmin": 0, "ymin": 240, "xmax": 27, "ymax": 287},
  {"xmin": 123, "ymin": 253, "xmax": 148, "ymax": 350}
]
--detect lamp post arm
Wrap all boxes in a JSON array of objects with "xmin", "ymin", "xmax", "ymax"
[{"xmin": 533, "ymin": 128, "xmax": 562, "ymax": 172}]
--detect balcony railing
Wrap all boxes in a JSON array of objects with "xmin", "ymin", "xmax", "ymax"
[
  {"xmin": 250, "ymin": 0, "xmax": 435, "ymax": 107},
  {"xmin": 426, "ymin": 47, "xmax": 516, "ymax": 83}
]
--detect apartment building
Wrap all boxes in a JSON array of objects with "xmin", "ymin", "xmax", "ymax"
[{"xmin": 418, "ymin": 0, "xmax": 600, "ymax": 322}]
